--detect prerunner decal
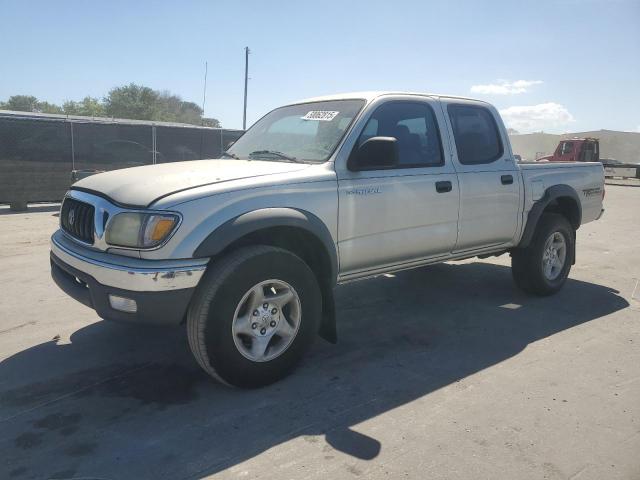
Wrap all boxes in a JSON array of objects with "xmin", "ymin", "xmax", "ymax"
[
  {"xmin": 301, "ymin": 111, "xmax": 339, "ymax": 121},
  {"xmin": 582, "ymin": 187, "xmax": 602, "ymax": 197}
]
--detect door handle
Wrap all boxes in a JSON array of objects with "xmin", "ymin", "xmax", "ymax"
[
  {"xmin": 435, "ymin": 181, "xmax": 452, "ymax": 193},
  {"xmin": 501, "ymin": 175, "xmax": 514, "ymax": 185}
]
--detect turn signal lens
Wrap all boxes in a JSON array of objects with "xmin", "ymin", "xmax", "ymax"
[
  {"xmin": 143, "ymin": 215, "xmax": 178, "ymax": 245},
  {"xmin": 152, "ymin": 219, "xmax": 175, "ymax": 241}
]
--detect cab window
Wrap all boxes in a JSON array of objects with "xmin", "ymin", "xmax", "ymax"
[{"xmin": 356, "ymin": 101, "xmax": 443, "ymax": 167}]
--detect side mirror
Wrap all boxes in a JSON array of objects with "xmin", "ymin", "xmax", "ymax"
[{"xmin": 348, "ymin": 136, "xmax": 398, "ymax": 171}]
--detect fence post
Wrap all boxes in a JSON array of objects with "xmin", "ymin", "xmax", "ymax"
[
  {"xmin": 152, "ymin": 125, "xmax": 157, "ymax": 164},
  {"xmin": 70, "ymin": 121, "xmax": 75, "ymax": 171}
]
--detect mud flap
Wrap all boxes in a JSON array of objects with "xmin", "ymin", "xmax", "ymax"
[{"xmin": 318, "ymin": 285, "xmax": 337, "ymax": 344}]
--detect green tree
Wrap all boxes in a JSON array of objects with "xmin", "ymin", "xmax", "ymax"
[
  {"xmin": 153, "ymin": 91, "xmax": 199, "ymax": 123},
  {"xmin": 104, "ymin": 83, "xmax": 159, "ymax": 120},
  {"xmin": 0, "ymin": 95, "xmax": 63, "ymax": 114},
  {"xmin": 37, "ymin": 101, "xmax": 63, "ymax": 114},
  {"xmin": 62, "ymin": 96, "xmax": 105, "ymax": 117},
  {"xmin": 2, "ymin": 95, "xmax": 40, "ymax": 112},
  {"xmin": 152, "ymin": 91, "xmax": 217, "ymax": 126},
  {"xmin": 170, "ymin": 99, "xmax": 203, "ymax": 125},
  {"xmin": 202, "ymin": 117, "xmax": 221, "ymax": 128},
  {"xmin": 2, "ymin": 85, "xmax": 221, "ymax": 127}
]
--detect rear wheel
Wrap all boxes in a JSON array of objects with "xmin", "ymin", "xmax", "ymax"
[
  {"xmin": 187, "ymin": 246, "xmax": 321, "ymax": 387},
  {"xmin": 511, "ymin": 213, "xmax": 574, "ymax": 296}
]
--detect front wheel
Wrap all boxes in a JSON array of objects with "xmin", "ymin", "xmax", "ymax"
[
  {"xmin": 187, "ymin": 246, "xmax": 321, "ymax": 388},
  {"xmin": 511, "ymin": 213, "xmax": 575, "ymax": 296}
]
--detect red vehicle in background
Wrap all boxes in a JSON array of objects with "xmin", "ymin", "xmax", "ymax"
[
  {"xmin": 537, "ymin": 138, "xmax": 599, "ymax": 163},
  {"xmin": 536, "ymin": 137, "xmax": 639, "ymax": 179}
]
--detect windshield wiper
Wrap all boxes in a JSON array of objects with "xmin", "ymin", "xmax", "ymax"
[
  {"xmin": 248, "ymin": 150, "xmax": 299, "ymax": 162},
  {"xmin": 221, "ymin": 151, "xmax": 239, "ymax": 159}
]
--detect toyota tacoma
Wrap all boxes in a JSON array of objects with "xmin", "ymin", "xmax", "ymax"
[{"xmin": 50, "ymin": 92, "xmax": 605, "ymax": 387}]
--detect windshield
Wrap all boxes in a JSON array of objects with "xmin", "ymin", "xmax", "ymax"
[{"xmin": 226, "ymin": 99, "xmax": 365, "ymax": 163}]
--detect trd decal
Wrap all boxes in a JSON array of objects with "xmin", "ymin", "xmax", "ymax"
[{"xmin": 582, "ymin": 187, "xmax": 602, "ymax": 197}]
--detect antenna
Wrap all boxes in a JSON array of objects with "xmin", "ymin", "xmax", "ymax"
[
  {"xmin": 243, "ymin": 47, "xmax": 250, "ymax": 130},
  {"xmin": 201, "ymin": 61, "xmax": 208, "ymax": 125}
]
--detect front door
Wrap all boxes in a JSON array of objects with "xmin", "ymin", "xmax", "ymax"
[{"xmin": 336, "ymin": 98, "xmax": 459, "ymax": 276}]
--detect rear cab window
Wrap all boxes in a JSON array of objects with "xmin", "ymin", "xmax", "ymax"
[{"xmin": 447, "ymin": 104, "xmax": 503, "ymax": 165}]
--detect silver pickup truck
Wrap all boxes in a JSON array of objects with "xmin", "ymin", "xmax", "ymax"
[{"xmin": 50, "ymin": 92, "xmax": 605, "ymax": 387}]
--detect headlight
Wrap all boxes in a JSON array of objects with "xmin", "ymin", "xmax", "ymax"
[{"xmin": 106, "ymin": 212, "xmax": 179, "ymax": 248}]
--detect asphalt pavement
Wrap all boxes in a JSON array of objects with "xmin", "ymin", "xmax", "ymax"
[{"xmin": 0, "ymin": 183, "xmax": 638, "ymax": 479}]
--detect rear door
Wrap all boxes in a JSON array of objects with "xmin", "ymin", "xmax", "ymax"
[
  {"xmin": 336, "ymin": 97, "xmax": 459, "ymax": 275},
  {"xmin": 442, "ymin": 100, "xmax": 521, "ymax": 252}
]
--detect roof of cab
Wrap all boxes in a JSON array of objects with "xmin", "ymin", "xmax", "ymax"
[{"xmin": 291, "ymin": 91, "xmax": 488, "ymax": 105}]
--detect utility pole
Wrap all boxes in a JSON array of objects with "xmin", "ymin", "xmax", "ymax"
[{"xmin": 243, "ymin": 46, "xmax": 250, "ymax": 130}]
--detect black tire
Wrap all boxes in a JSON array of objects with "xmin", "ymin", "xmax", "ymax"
[
  {"xmin": 511, "ymin": 213, "xmax": 574, "ymax": 296},
  {"xmin": 187, "ymin": 245, "xmax": 321, "ymax": 388}
]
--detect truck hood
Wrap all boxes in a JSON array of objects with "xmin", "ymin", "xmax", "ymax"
[{"xmin": 72, "ymin": 159, "xmax": 310, "ymax": 207}]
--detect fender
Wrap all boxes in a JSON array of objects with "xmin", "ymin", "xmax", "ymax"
[
  {"xmin": 518, "ymin": 184, "xmax": 582, "ymax": 248},
  {"xmin": 193, "ymin": 207, "xmax": 338, "ymax": 279},
  {"xmin": 193, "ymin": 207, "xmax": 339, "ymax": 343}
]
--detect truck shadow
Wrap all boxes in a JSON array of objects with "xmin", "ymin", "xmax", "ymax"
[{"xmin": 0, "ymin": 262, "xmax": 630, "ymax": 479}]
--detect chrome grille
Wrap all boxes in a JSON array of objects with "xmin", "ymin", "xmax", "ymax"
[{"xmin": 61, "ymin": 197, "xmax": 95, "ymax": 244}]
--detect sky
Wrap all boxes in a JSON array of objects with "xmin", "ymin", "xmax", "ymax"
[{"xmin": 1, "ymin": 0, "xmax": 639, "ymax": 133}]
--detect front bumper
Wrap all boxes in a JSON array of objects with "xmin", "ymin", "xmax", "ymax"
[{"xmin": 50, "ymin": 231, "xmax": 208, "ymax": 325}]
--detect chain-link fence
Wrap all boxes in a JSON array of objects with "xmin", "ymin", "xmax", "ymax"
[{"xmin": 0, "ymin": 111, "xmax": 244, "ymax": 209}]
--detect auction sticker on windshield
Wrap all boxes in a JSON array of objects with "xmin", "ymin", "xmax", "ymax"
[{"xmin": 302, "ymin": 111, "xmax": 339, "ymax": 121}]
